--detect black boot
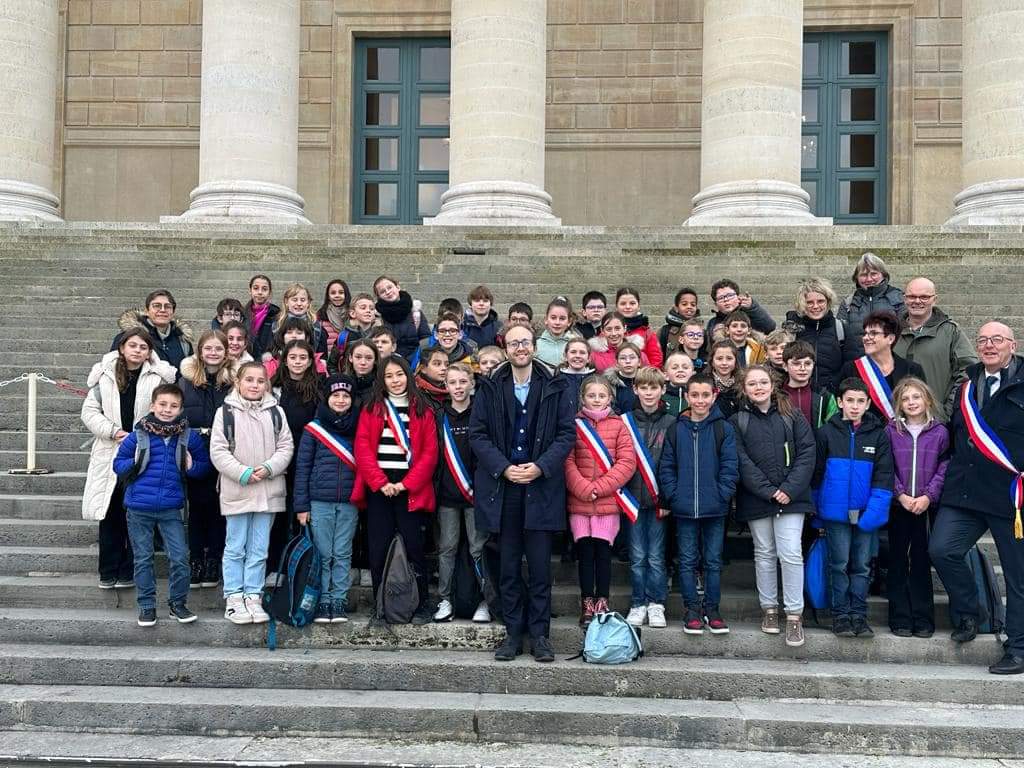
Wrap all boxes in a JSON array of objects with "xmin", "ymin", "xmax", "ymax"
[
  {"xmin": 201, "ymin": 556, "xmax": 221, "ymax": 588},
  {"xmin": 189, "ymin": 558, "xmax": 203, "ymax": 589}
]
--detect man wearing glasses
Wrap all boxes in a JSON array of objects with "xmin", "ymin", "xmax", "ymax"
[
  {"xmin": 110, "ymin": 289, "xmax": 194, "ymax": 370},
  {"xmin": 929, "ymin": 322, "xmax": 1024, "ymax": 675},
  {"xmin": 469, "ymin": 324, "xmax": 575, "ymax": 663}
]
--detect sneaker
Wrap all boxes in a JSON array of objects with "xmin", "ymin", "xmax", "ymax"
[
  {"xmin": 411, "ymin": 603, "xmax": 434, "ymax": 625},
  {"xmin": 359, "ymin": 570, "xmax": 373, "ymax": 588},
  {"xmin": 224, "ymin": 594, "xmax": 251, "ymax": 624},
  {"xmin": 494, "ymin": 635, "xmax": 522, "ymax": 661},
  {"xmin": 705, "ymin": 611, "xmax": 730, "ymax": 635},
  {"xmin": 593, "ymin": 597, "xmax": 610, "ymax": 615},
  {"xmin": 951, "ymin": 617, "xmax": 978, "ymax": 644},
  {"xmin": 913, "ymin": 625, "xmax": 935, "ymax": 639},
  {"xmin": 852, "ymin": 615, "xmax": 874, "ymax": 638},
  {"xmin": 137, "ymin": 607, "xmax": 157, "ymax": 627},
  {"xmin": 646, "ymin": 603, "xmax": 667, "ymax": 628},
  {"xmin": 433, "ymin": 599, "xmax": 454, "ymax": 622},
  {"xmin": 98, "ymin": 578, "xmax": 116, "ymax": 590},
  {"xmin": 531, "ymin": 636, "xmax": 555, "ymax": 663},
  {"xmin": 579, "ymin": 596, "xmax": 596, "ymax": 627},
  {"xmin": 472, "ymin": 601, "xmax": 491, "ymax": 623},
  {"xmin": 313, "ymin": 603, "xmax": 332, "ymax": 624},
  {"xmin": 832, "ymin": 615, "xmax": 855, "ymax": 637},
  {"xmin": 626, "ymin": 605, "xmax": 648, "ymax": 627},
  {"xmin": 201, "ymin": 558, "xmax": 221, "ymax": 588},
  {"xmin": 785, "ymin": 615, "xmax": 805, "ymax": 647},
  {"xmin": 761, "ymin": 607, "xmax": 781, "ymax": 635},
  {"xmin": 168, "ymin": 602, "xmax": 197, "ymax": 624},
  {"xmin": 682, "ymin": 611, "xmax": 704, "ymax": 635},
  {"xmin": 245, "ymin": 594, "xmax": 270, "ymax": 624},
  {"xmin": 114, "ymin": 579, "xmax": 135, "ymax": 589},
  {"xmin": 891, "ymin": 626, "xmax": 913, "ymax": 638},
  {"xmin": 331, "ymin": 601, "xmax": 349, "ymax": 623},
  {"xmin": 189, "ymin": 559, "xmax": 203, "ymax": 589}
]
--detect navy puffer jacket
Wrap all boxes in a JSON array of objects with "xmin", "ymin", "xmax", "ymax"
[
  {"xmin": 113, "ymin": 420, "xmax": 211, "ymax": 512},
  {"xmin": 292, "ymin": 402, "xmax": 359, "ymax": 511}
]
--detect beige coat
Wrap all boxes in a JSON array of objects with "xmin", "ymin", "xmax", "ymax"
[
  {"xmin": 80, "ymin": 351, "xmax": 176, "ymax": 521},
  {"xmin": 209, "ymin": 390, "xmax": 294, "ymax": 516}
]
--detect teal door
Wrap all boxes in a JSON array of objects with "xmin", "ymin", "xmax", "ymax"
[
  {"xmin": 802, "ymin": 32, "xmax": 889, "ymax": 224},
  {"xmin": 352, "ymin": 38, "xmax": 450, "ymax": 224}
]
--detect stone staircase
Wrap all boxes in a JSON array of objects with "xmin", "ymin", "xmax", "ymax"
[{"xmin": 0, "ymin": 222, "xmax": 1021, "ymax": 764}]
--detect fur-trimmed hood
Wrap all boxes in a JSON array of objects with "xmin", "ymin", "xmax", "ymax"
[{"xmin": 117, "ymin": 307, "xmax": 195, "ymax": 345}]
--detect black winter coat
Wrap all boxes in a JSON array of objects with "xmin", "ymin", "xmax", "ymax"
[
  {"xmin": 435, "ymin": 402, "xmax": 475, "ymax": 507},
  {"xmin": 292, "ymin": 402, "xmax": 359, "ymax": 510},
  {"xmin": 625, "ymin": 406, "xmax": 676, "ymax": 510},
  {"xmin": 377, "ymin": 291, "xmax": 430, "ymax": 359},
  {"xmin": 838, "ymin": 281, "xmax": 905, "ymax": 358},
  {"xmin": 178, "ymin": 372, "xmax": 231, "ymax": 430},
  {"xmin": 275, "ymin": 383, "xmax": 320, "ymax": 456},
  {"xmin": 785, "ymin": 309, "xmax": 846, "ymax": 393},
  {"xmin": 838, "ymin": 354, "xmax": 926, "ymax": 421},
  {"xmin": 245, "ymin": 303, "xmax": 281, "ymax": 360},
  {"xmin": 112, "ymin": 313, "xmax": 194, "ymax": 371}
]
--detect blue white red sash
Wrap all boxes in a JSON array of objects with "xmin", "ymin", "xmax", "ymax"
[
  {"xmin": 960, "ymin": 380, "xmax": 1024, "ymax": 539},
  {"xmin": 575, "ymin": 417, "xmax": 640, "ymax": 523},
  {"xmin": 853, "ymin": 355, "xmax": 895, "ymax": 420},
  {"xmin": 442, "ymin": 414, "xmax": 473, "ymax": 505},
  {"xmin": 384, "ymin": 399, "xmax": 412, "ymax": 463},
  {"xmin": 304, "ymin": 420, "xmax": 356, "ymax": 471},
  {"xmin": 622, "ymin": 412, "xmax": 658, "ymax": 501}
]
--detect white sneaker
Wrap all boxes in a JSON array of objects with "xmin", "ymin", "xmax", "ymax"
[
  {"xmin": 647, "ymin": 603, "xmax": 667, "ymax": 628},
  {"xmin": 245, "ymin": 594, "xmax": 270, "ymax": 624},
  {"xmin": 359, "ymin": 570, "xmax": 373, "ymax": 588},
  {"xmin": 224, "ymin": 594, "xmax": 251, "ymax": 624},
  {"xmin": 626, "ymin": 605, "xmax": 648, "ymax": 627},
  {"xmin": 433, "ymin": 599, "xmax": 454, "ymax": 622},
  {"xmin": 472, "ymin": 601, "xmax": 491, "ymax": 623}
]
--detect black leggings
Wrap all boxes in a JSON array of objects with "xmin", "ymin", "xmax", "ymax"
[
  {"xmin": 366, "ymin": 491, "xmax": 428, "ymax": 605},
  {"xmin": 187, "ymin": 472, "xmax": 225, "ymax": 561},
  {"xmin": 576, "ymin": 536, "xmax": 611, "ymax": 599}
]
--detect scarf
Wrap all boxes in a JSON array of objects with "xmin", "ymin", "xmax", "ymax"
[
  {"xmin": 314, "ymin": 401, "xmax": 358, "ymax": 438},
  {"xmin": 581, "ymin": 406, "xmax": 612, "ymax": 422},
  {"xmin": 713, "ymin": 373, "xmax": 735, "ymax": 391},
  {"xmin": 376, "ymin": 291, "xmax": 414, "ymax": 325},
  {"xmin": 324, "ymin": 304, "xmax": 347, "ymax": 331},
  {"xmin": 140, "ymin": 412, "xmax": 187, "ymax": 437},
  {"xmin": 250, "ymin": 303, "xmax": 270, "ymax": 336},
  {"xmin": 623, "ymin": 314, "xmax": 650, "ymax": 333},
  {"xmin": 416, "ymin": 372, "xmax": 448, "ymax": 402}
]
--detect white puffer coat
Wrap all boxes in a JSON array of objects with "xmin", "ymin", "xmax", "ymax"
[{"xmin": 80, "ymin": 351, "xmax": 176, "ymax": 521}]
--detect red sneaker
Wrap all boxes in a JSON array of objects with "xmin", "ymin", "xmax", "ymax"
[
  {"xmin": 705, "ymin": 612, "xmax": 730, "ymax": 635},
  {"xmin": 682, "ymin": 611, "xmax": 705, "ymax": 635}
]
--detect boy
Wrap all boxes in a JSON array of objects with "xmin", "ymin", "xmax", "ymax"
[
  {"xmin": 763, "ymin": 329, "xmax": 795, "ymax": 378},
  {"xmin": 782, "ymin": 341, "xmax": 837, "ymax": 430},
  {"xmin": 463, "ymin": 285, "xmax": 503, "ymax": 349},
  {"xmin": 723, "ymin": 310, "xmax": 766, "ymax": 367},
  {"xmin": 476, "ymin": 345, "xmax": 505, "ymax": 376},
  {"xmin": 368, "ymin": 326, "xmax": 398, "ymax": 359},
  {"xmin": 113, "ymin": 384, "xmax": 211, "ymax": 627},
  {"xmin": 575, "ymin": 290, "xmax": 607, "ymax": 339},
  {"xmin": 496, "ymin": 302, "xmax": 534, "ymax": 347},
  {"xmin": 424, "ymin": 312, "xmax": 478, "ymax": 367},
  {"xmin": 707, "ymin": 279, "xmax": 776, "ymax": 339},
  {"xmin": 624, "ymin": 367, "xmax": 675, "ymax": 628},
  {"xmin": 658, "ymin": 287, "xmax": 700, "ymax": 357},
  {"xmin": 432, "ymin": 363, "xmax": 491, "ymax": 624},
  {"xmin": 657, "ymin": 373, "xmax": 739, "ymax": 635},
  {"xmin": 813, "ymin": 378, "xmax": 894, "ymax": 639},
  {"xmin": 348, "ymin": 293, "xmax": 378, "ymax": 334},
  {"xmin": 212, "ymin": 298, "xmax": 244, "ymax": 331},
  {"xmin": 662, "ymin": 350, "xmax": 695, "ymax": 416}
]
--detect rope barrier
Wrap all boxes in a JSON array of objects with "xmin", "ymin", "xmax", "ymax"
[{"xmin": 0, "ymin": 372, "xmax": 89, "ymax": 475}]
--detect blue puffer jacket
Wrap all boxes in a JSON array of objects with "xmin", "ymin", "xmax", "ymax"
[
  {"xmin": 292, "ymin": 402, "xmax": 359, "ymax": 511},
  {"xmin": 657, "ymin": 406, "xmax": 739, "ymax": 519},
  {"xmin": 813, "ymin": 411, "xmax": 894, "ymax": 531},
  {"xmin": 113, "ymin": 420, "xmax": 211, "ymax": 512}
]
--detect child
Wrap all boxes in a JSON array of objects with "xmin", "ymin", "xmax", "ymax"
[
  {"xmin": 723, "ymin": 310, "xmax": 766, "ymax": 368},
  {"xmin": 432, "ymin": 363, "xmax": 490, "ymax": 623},
  {"xmin": 536, "ymin": 297, "xmax": 582, "ymax": 367},
  {"xmin": 264, "ymin": 317, "xmax": 328, "ymax": 377},
  {"xmin": 782, "ymin": 341, "xmax": 837, "ymax": 430},
  {"xmin": 316, "ymin": 279, "xmax": 351, "ymax": 352},
  {"xmin": 730, "ymin": 365, "xmax": 816, "ymax": 648},
  {"xmin": 662, "ymin": 351, "xmax": 695, "ymax": 417},
  {"xmin": 212, "ymin": 298, "xmax": 244, "ymax": 331},
  {"xmin": 709, "ymin": 340, "xmax": 740, "ymax": 418},
  {"xmin": 678, "ymin": 319, "xmax": 708, "ymax": 370},
  {"xmin": 113, "ymin": 384, "xmax": 211, "ymax": 627},
  {"xmin": 657, "ymin": 373, "xmax": 739, "ymax": 635},
  {"xmin": 294, "ymin": 374, "xmax": 361, "ymax": 623},
  {"xmin": 352, "ymin": 355, "xmax": 439, "ymax": 625},
  {"xmin": 416, "ymin": 346, "xmax": 450, "ymax": 410},
  {"xmin": 558, "ymin": 337, "xmax": 594, "ymax": 405},
  {"xmin": 610, "ymin": 341, "xmax": 643, "ymax": 414},
  {"xmin": 615, "ymin": 287, "xmax": 664, "ymax": 368},
  {"xmin": 476, "ymin": 345, "xmax": 505, "ymax": 377},
  {"xmin": 221, "ymin": 321, "xmax": 254, "ymax": 368},
  {"xmin": 763, "ymin": 328, "xmax": 795, "ymax": 380},
  {"xmin": 348, "ymin": 292, "xmax": 379, "ymax": 336},
  {"xmin": 575, "ymin": 290, "xmax": 607, "ymax": 340},
  {"xmin": 463, "ymin": 285, "xmax": 503, "ymax": 349},
  {"xmin": 590, "ymin": 311, "xmax": 649, "ymax": 373},
  {"xmin": 210, "ymin": 361, "xmax": 294, "ymax": 624},
  {"xmin": 564, "ymin": 375, "xmax": 636, "ymax": 625},
  {"xmin": 277, "ymin": 283, "xmax": 327, "ymax": 357},
  {"xmin": 658, "ymin": 287, "xmax": 700, "ymax": 357},
  {"xmin": 344, "ymin": 338, "xmax": 378, "ymax": 405},
  {"xmin": 885, "ymin": 378, "xmax": 949, "ymax": 638},
  {"xmin": 496, "ymin": 302, "xmax": 534, "ymax": 347},
  {"xmin": 813, "ymin": 378, "xmax": 894, "ymax": 639},
  {"xmin": 373, "ymin": 275, "xmax": 431, "ymax": 359},
  {"xmin": 368, "ymin": 326, "xmax": 398, "ymax": 360},
  {"xmin": 425, "ymin": 312, "xmax": 477, "ymax": 367},
  {"xmin": 624, "ymin": 367, "xmax": 675, "ymax": 629},
  {"xmin": 244, "ymin": 274, "xmax": 279, "ymax": 360}
]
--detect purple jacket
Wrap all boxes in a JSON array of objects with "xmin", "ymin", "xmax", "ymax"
[{"xmin": 885, "ymin": 419, "xmax": 949, "ymax": 504}]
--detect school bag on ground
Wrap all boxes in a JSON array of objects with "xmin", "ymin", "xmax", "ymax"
[
  {"xmin": 804, "ymin": 530, "xmax": 830, "ymax": 621},
  {"xmin": 579, "ymin": 611, "xmax": 643, "ymax": 664},
  {"xmin": 262, "ymin": 527, "xmax": 322, "ymax": 650},
  {"xmin": 963, "ymin": 545, "xmax": 1005, "ymax": 634},
  {"xmin": 376, "ymin": 533, "xmax": 420, "ymax": 624},
  {"xmin": 452, "ymin": 535, "xmax": 483, "ymax": 619}
]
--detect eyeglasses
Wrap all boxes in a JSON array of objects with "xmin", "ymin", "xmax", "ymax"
[
  {"xmin": 905, "ymin": 294, "xmax": 935, "ymax": 302},
  {"xmin": 976, "ymin": 335, "xmax": 1012, "ymax": 347},
  {"xmin": 861, "ymin": 330, "xmax": 885, "ymax": 339},
  {"xmin": 716, "ymin": 292, "xmax": 738, "ymax": 302},
  {"xmin": 683, "ymin": 331, "xmax": 704, "ymax": 339},
  {"xmin": 149, "ymin": 303, "xmax": 174, "ymax": 311},
  {"xmin": 437, "ymin": 328, "xmax": 460, "ymax": 336},
  {"xmin": 506, "ymin": 339, "xmax": 533, "ymax": 350}
]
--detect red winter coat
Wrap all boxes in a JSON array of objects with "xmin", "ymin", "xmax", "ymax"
[
  {"xmin": 352, "ymin": 401, "xmax": 438, "ymax": 512},
  {"xmin": 565, "ymin": 413, "xmax": 636, "ymax": 516},
  {"xmin": 625, "ymin": 326, "xmax": 664, "ymax": 368}
]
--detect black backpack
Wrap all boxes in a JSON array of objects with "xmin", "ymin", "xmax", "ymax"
[
  {"xmin": 262, "ymin": 528, "xmax": 321, "ymax": 650},
  {"xmin": 376, "ymin": 533, "xmax": 420, "ymax": 624},
  {"xmin": 964, "ymin": 545, "xmax": 1005, "ymax": 634}
]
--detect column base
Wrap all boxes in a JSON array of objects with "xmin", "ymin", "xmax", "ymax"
[
  {"xmin": 164, "ymin": 180, "xmax": 310, "ymax": 224},
  {"xmin": 685, "ymin": 180, "xmax": 832, "ymax": 227},
  {"xmin": 945, "ymin": 179, "xmax": 1024, "ymax": 226},
  {"xmin": 0, "ymin": 180, "xmax": 62, "ymax": 222},
  {"xmin": 424, "ymin": 181, "xmax": 560, "ymax": 226}
]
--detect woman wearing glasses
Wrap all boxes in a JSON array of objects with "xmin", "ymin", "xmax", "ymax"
[
  {"xmin": 785, "ymin": 277, "xmax": 847, "ymax": 393},
  {"xmin": 837, "ymin": 252, "xmax": 905, "ymax": 358},
  {"xmin": 839, "ymin": 311, "xmax": 926, "ymax": 421},
  {"xmin": 111, "ymin": 289, "xmax": 194, "ymax": 371}
]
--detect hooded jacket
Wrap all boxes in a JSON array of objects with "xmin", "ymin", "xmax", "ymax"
[
  {"xmin": 785, "ymin": 309, "xmax": 846, "ymax": 392},
  {"xmin": 885, "ymin": 418, "xmax": 949, "ymax": 505},
  {"xmin": 564, "ymin": 411, "xmax": 636, "ymax": 517},
  {"xmin": 535, "ymin": 328, "xmax": 583, "ymax": 368},
  {"xmin": 113, "ymin": 417, "xmax": 211, "ymax": 512},
  {"xmin": 894, "ymin": 307, "xmax": 978, "ymax": 419},
  {"xmin": 837, "ymin": 280, "xmax": 905, "ymax": 358},
  {"xmin": 293, "ymin": 401, "xmax": 360, "ymax": 510},
  {"xmin": 657, "ymin": 405, "xmax": 739, "ymax": 519},
  {"xmin": 813, "ymin": 411, "xmax": 894, "ymax": 530},
  {"xmin": 462, "ymin": 309, "xmax": 503, "ymax": 349},
  {"xmin": 625, "ymin": 405, "xmax": 676, "ymax": 510},
  {"xmin": 112, "ymin": 309, "xmax": 194, "ymax": 371}
]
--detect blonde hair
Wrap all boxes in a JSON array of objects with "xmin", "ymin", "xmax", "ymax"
[
  {"xmin": 891, "ymin": 376, "xmax": 941, "ymax": 431},
  {"xmin": 234, "ymin": 361, "xmax": 269, "ymax": 392},
  {"xmin": 795, "ymin": 277, "xmax": 838, "ymax": 315},
  {"xmin": 186, "ymin": 330, "xmax": 234, "ymax": 389},
  {"xmin": 477, "ymin": 345, "xmax": 506, "ymax": 362},
  {"xmin": 764, "ymin": 329, "xmax": 796, "ymax": 348},
  {"xmin": 280, "ymin": 283, "xmax": 317, "ymax": 325},
  {"xmin": 736, "ymin": 364, "xmax": 794, "ymax": 418},
  {"xmin": 579, "ymin": 373, "xmax": 615, "ymax": 408},
  {"xmin": 634, "ymin": 366, "xmax": 666, "ymax": 388}
]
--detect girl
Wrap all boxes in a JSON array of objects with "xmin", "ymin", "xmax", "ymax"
[
  {"xmin": 373, "ymin": 275, "xmax": 430, "ymax": 359},
  {"xmin": 244, "ymin": 274, "xmax": 279, "ymax": 360},
  {"xmin": 615, "ymin": 287, "xmax": 664, "ymax": 368},
  {"xmin": 610, "ymin": 342, "xmax": 643, "ymax": 414},
  {"xmin": 476, "ymin": 346, "xmax": 505, "ymax": 377},
  {"xmin": 885, "ymin": 378, "xmax": 949, "ymax": 638},
  {"xmin": 316, "ymin": 279, "xmax": 351, "ymax": 352},
  {"xmin": 276, "ymin": 283, "xmax": 327, "ymax": 357},
  {"xmin": 730, "ymin": 365, "xmax": 816, "ymax": 648},
  {"xmin": 415, "ymin": 346, "xmax": 450, "ymax": 410},
  {"xmin": 82, "ymin": 329, "xmax": 176, "ymax": 589},
  {"xmin": 709, "ymin": 340, "xmax": 740, "ymax": 418},
  {"xmin": 344, "ymin": 338, "xmax": 379, "ymax": 406},
  {"xmin": 294, "ymin": 374, "xmax": 361, "ymax": 623},
  {"xmin": 558, "ymin": 337, "xmax": 594, "ymax": 406},
  {"xmin": 589, "ymin": 311, "xmax": 649, "ymax": 373},
  {"xmin": 662, "ymin": 351, "xmax": 694, "ymax": 417},
  {"xmin": 178, "ymin": 330, "xmax": 234, "ymax": 588},
  {"xmin": 210, "ymin": 362, "xmax": 294, "ymax": 624},
  {"xmin": 564, "ymin": 375, "xmax": 636, "ymax": 625},
  {"xmin": 221, "ymin": 320, "xmax": 254, "ymax": 369},
  {"xmin": 535, "ymin": 297, "xmax": 582, "ymax": 367},
  {"xmin": 353, "ymin": 356, "xmax": 439, "ymax": 625},
  {"xmin": 264, "ymin": 317, "xmax": 328, "ymax": 377}
]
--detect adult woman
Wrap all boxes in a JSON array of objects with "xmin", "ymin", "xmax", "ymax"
[
  {"xmin": 838, "ymin": 252, "xmax": 905, "ymax": 358},
  {"xmin": 588, "ymin": 311, "xmax": 649, "ymax": 373},
  {"xmin": 81, "ymin": 329, "xmax": 176, "ymax": 588},
  {"xmin": 785, "ymin": 277, "xmax": 846, "ymax": 392},
  {"xmin": 839, "ymin": 311, "xmax": 926, "ymax": 422},
  {"xmin": 373, "ymin": 275, "xmax": 430, "ymax": 359},
  {"xmin": 112, "ymin": 289, "xmax": 194, "ymax": 370}
]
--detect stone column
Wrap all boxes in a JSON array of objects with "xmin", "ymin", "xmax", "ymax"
[
  {"xmin": 686, "ymin": 0, "xmax": 828, "ymax": 225},
  {"xmin": 0, "ymin": 0, "xmax": 62, "ymax": 221},
  {"xmin": 425, "ymin": 0, "xmax": 559, "ymax": 226},
  {"xmin": 178, "ymin": 0, "xmax": 308, "ymax": 223},
  {"xmin": 946, "ymin": 0, "xmax": 1024, "ymax": 225}
]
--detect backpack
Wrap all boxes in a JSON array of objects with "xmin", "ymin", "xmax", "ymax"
[
  {"xmin": 124, "ymin": 426, "xmax": 192, "ymax": 519},
  {"xmin": 262, "ymin": 527, "xmax": 322, "ymax": 650},
  {"xmin": 451, "ymin": 534, "xmax": 486, "ymax": 619},
  {"xmin": 804, "ymin": 531, "xmax": 830, "ymax": 612},
  {"xmin": 581, "ymin": 611, "xmax": 643, "ymax": 664},
  {"xmin": 220, "ymin": 403, "xmax": 283, "ymax": 453},
  {"xmin": 964, "ymin": 545, "xmax": 1005, "ymax": 634},
  {"xmin": 376, "ymin": 533, "xmax": 420, "ymax": 624}
]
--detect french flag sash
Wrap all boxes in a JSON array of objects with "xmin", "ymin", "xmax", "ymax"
[
  {"xmin": 442, "ymin": 415, "xmax": 473, "ymax": 505},
  {"xmin": 960, "ymin": 380, "xmax": 1024, "ymax": 539},
  {"xmin": 575, "ymin": 418, "xmax": 640, "ymax": 523},
  {"xmin": 304, "ymin": 420, "xmax": 356, "ymax": 471},
  {"xmin": 384, "ymin": 399, "xmax": 412, "ymax": 463},
  {"xmin": 854, "ymin": 355, "xmax": 895, "ymax": 420},
  {"xmin": 622, "ymin": 412, "xmax": 658, "ymax": 501}
]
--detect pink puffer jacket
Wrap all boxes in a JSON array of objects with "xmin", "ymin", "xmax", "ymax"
[{"xmin": 565, "ymin": 413, "xmax": 636, "ymax": 516}]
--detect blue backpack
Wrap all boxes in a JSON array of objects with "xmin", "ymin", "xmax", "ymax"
[
  {"xmin": 262, "ymin": 528, "xmax": 321, "ymax": 650},
  {"xmin": 581, "ymin": 611, "xmax": 643, "ymax": 664},
  {"xmin": 804, "ymin": 531, "xmax": 830, "ymax": 613}
]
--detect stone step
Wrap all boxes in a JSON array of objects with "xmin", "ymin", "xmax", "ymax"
[
  {"xmin": 0, "ymin": 519, "xmax": 96, "ymax": 546},
  {"xmin": 0, "ymin": 494, "xmax": 81, "ymax": 519},
  {"xmin": 0, "ymin": 451, "xmax": 89, "ymax": 472},
  {"xmin": 0, "ymin": 432, "xmax": 92, "ymax": 452},
  {"xmin": 0, "ymin": 471, "xmax": 85, "ymax": 494}
]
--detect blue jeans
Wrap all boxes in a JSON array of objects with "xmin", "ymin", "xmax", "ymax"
[
  {"xmin": 629, "ymin": 507, "xmax": 667, "ymax": 606},
  {"xmin": 824, "ymin": 521, "xmax": 875, "ymax": 618},
  {"xmin": 126, "ymin": 507, "xmax": 189, "ymax": 609},
  {"xmin": 309, "ymin": 500, "xmax": 358, "ymax": 606},
  {"xmin": 675, "ymin": 516, "xmax": 725, "ymax": 613},
  {"xmin": 223, "ymin": 512, "xmax": 274, "ymax": 597}
]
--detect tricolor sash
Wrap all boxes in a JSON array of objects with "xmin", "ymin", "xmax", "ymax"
[
  {"xmin": 960, "ymin": 380, "xmax": 1024, "ymax": 539},
  {"xmin": 442, "ymin": 415, "xmax": 473, "ymax": 505},
  {"xmin": 384, "ymin": 399, "xmax": 412, "ymax": 463},
  {"xmin": 304, "ymin": 420, "xmax": 356, "ymax": 471},
  {"xmin": 622, "ymin": 412, "xmax": 658, "ymax": 501},
  {"xmin": 575, "ymin": 417, "xmax": 640, "ymax": 523},
  {"xmin": 853, "ymin": 355, "xmax": 895, "ymax": 420}
]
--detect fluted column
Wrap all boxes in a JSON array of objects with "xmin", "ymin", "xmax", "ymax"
[
  {"xmin": 686, "ymin": 0, "xmax": 828, "ymax": 226},
  {"xmin": 0, "ymin": 0, "xmax": 62, "ymax": 221},
  {"xmin": 946, "ymin": 0, "xmax": 1024, "ymax": 225},
  {"xmin": 178, "ymin": 0, "xmax": 308, "ymax": 223},
  {"xmin": 425, "ymin": 0, "xmax": 559, "ymax": 226}
]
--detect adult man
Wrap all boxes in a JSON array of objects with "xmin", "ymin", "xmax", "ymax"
[
  {"xmin": 111, "ymin": 289, "xmax": 194, "ymax": 370},
  {"xmin": 470, "ymin": 324, "xmax": 575, "ymax": 663},
  {"xmin": 894, "ymin": 277, "xmax": 977, "ymax": 419},
  {"xmin": 706, "ymin": 279, "xmax": 775, "ymax": 340},
  {"xmin": 929, "ymin": 322, "xmax": 1024, "ymax": 675}
]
